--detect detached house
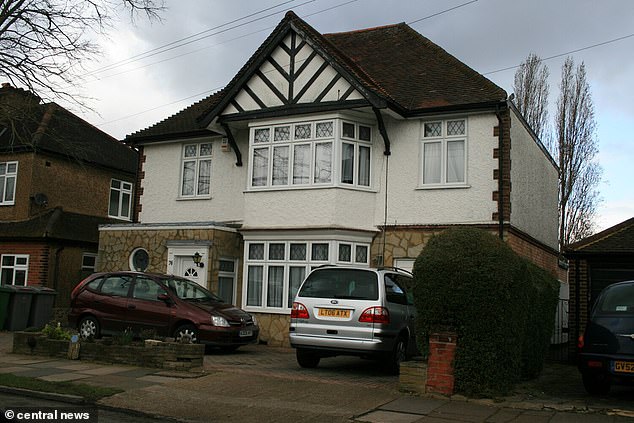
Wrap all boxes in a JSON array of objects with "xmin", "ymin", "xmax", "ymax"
[
  {"xmin": 98, "ymin": 12, "xmax": 561, "ymax": 346},
  {"xmin": 0, "ymin": 84, "xmax": 137, "ymax": 306}
]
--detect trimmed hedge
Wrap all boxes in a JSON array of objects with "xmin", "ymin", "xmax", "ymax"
[{"xmin": 412, "ymin": 227, "xmax": 558, "ymax": 396}]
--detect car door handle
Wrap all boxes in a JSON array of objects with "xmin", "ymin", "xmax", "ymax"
[{"xmin": 128, "ymin": 304, "xmax": 136, "ymax": 310}]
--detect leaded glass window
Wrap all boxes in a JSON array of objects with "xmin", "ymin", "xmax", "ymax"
[
  {"xmin": 316, "ymin": 121, "xmax": 333, "ymax": 138},
  {"xmin": 424, "ymin": 122, "xmax": 442, "ymax": 137},
  {"xmin": 295, "ymin": 124, "xmax": 311, "ymax": 140}
]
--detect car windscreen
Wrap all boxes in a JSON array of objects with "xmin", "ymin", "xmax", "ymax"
[
  {"xmin": 298, "ymin": 269, "xmax": 378, "ymax": 300},
  {"xmin": 595, "ymin": 282, "xmax": 634, "ymax": 315},
  {"xmin": 163, "ymin": 277, "xmax": 224, "ymax": 303}
]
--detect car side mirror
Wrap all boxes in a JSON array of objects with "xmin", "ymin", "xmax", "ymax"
[{"xmin": 157, "ymin": 293, "xmax": 173, "ymax": 304}]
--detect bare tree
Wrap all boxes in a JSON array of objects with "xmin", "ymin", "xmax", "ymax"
[
  {"xmin": 513, "ymin": 53, "xmax": 550, "ymax": 142},
  {"xmin": 555, "ymin": 57, "xmax": 601, "ymax": 249},
  {"xmin": 0, "ymin": 0, "xmax": 165, "ymax": 105}
]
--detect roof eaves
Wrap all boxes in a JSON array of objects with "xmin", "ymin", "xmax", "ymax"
[{"xmin": 565, "ymin": 217, "xmax": 634, "ymax": 253}]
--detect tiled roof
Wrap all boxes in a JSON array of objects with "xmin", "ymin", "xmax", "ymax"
[
  {"xmin": 128, "ymin": 11, "xmax": 507, "ymax": 141},
  {"xmin": 323, "ymin": 23, "xmax": 507, "ymax": 112},
  {"xmin": 566, "ymin": 217, "xmax": 634, "ymax": 254},
  {"xmin": 0, "ymin": 207, "xmax": 118, "ymax": 244},
  {"xmin": 0, "ymin": 85, "xmax": 137, "ymax": 173},
  {"xmin": 126, "ymin": 90, "xmax": 224, "ymax": 142}
]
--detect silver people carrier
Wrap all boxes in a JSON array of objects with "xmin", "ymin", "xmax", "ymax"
[{"xmin": 289, "ymin": 266, "xmax": 417, "ymax": 374}]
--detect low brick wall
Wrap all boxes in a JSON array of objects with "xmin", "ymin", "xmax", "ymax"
[
  {"xmin": 12, "ymin": 332, "xmax": 204, "ymax": 372},
  {"xmin": 13, "ymin": 332, "xmax": 68, "ymax": 358}
]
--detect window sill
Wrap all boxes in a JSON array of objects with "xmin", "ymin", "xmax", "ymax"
[
  {"xmin": 0, "ymin": 202, "xmax": 15, "ymax": 206},
  {"xmin": 245, "ymin": 185, "xmax": 377, "ymax": 194},
  {"xmin": 176, "ymin": 195, "xmax": 212, "ymax": 201},
  {"xmin": 416, "ymin": 184, "xmax": 471, "ymax": 190},
  {"xmin": 108, "ymin": 215, "xmax": 132, "ymax": 221}
]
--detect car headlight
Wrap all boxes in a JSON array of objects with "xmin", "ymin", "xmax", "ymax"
[
  {"xmin": 250, "ymin": 314, "xmax": 258, "ymax": 326},
  {"xmin": 211, "ymin": 315, "xmax": 230, "ymax": 327}
]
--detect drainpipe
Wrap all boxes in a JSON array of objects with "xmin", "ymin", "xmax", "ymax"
[
  {"xmin": 495, "ymin": 102, "xmax": 506, "ymax": 240},
  {"xmin": 52, "ymin": 246, "xmax": 64, "ymax": 291}
]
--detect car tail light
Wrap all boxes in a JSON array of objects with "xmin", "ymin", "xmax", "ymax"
[
  {"xmin": 578, "ymin": 334, "xmax": 585, "ymax": 349},
  {"xmin": 588, "ymin": 360, "xmax": 603, "ymax": 368},
  {"xmin": 291, "ymin": 302, "xmax": 309, "ymax": 319},
  {"xmin": 359, "ymin": 307, "xmax": 390, "ymax": 324}
]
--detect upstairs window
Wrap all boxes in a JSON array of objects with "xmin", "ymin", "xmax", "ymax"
[
  {"xmin": 109, "ymin": 179, "xmax": 133, "ymax": 220},
  {"xmin": 341, "ymin": 122, "xmax": 372, "ymax": 187},
  {"xmin": 181, "ymin": 142, "xmax": 212, "ymax": 197},
  {"xmin": 0, "ymin": 161, "xmax": 18, "ymax": 205},
  {"xmin": 421, "ymin": 119, "xmax": 467, "ymax": 186},
  {"xmin": 250, "ymin": 121, "xmax": 334, "ymax": 188}
]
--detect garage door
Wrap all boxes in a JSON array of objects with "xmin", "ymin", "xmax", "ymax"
[{"xmin": 590, "ymin": 266, "xmax": 634, "ymax": 305}]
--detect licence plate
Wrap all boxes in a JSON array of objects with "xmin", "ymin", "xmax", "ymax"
[
  {"xmin": 318, "ymin": 308, "xmax": 350, "ymax": 318},
  {"xmin": 614, "ymin": 361, "xmax": 634, "ymax": 373},
  {"xmin": 239, "ymin": 330, "xmax": 253, "ymax": 337}
]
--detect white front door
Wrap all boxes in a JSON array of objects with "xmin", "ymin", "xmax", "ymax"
[{"xmin": 174, "ymin": 255, "xmax": 203, "ymax": 286}]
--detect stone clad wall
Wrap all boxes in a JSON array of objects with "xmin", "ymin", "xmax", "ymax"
[
  {"xmin": 254, "ymin": 313, "xmax": 290, "ymax": 347},
  {"xmin": 97, "ymin": 227, "xmax": 243, "ymax": 299}
]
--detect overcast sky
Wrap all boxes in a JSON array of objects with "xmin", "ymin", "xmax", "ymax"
[{"xmin": 76, "ymin": 0, "xmax": 633, "ymax": 232}]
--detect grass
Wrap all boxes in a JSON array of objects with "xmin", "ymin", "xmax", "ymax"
[{"xmin": 0, "ymin": 373, "xmax": 123, "ymax": 402}]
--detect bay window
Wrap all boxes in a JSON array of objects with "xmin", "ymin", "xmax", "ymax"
[
  {"xmin": 248, "ymin": 118, "xmax": 372, "ymax": 190},
  {"xmin": 243, "ymin": 239, "xmax": 370, "ymax": 312},
  {"xmin": 421, "ymin": 118, "xmax": 467, "ymax": 186}
]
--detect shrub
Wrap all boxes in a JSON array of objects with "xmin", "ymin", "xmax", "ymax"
[
  {"xmin": 412, "ymin": 227, "xmax": 558, "ymax": 396},
  {"xmin": 41, "ymin": 322, "xmax": 72, "ymax": 341}
]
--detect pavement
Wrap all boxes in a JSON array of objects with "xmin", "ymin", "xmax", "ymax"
[{"xmin": 1, "ymin": 331, "xmax": 634, "ymax": 422}]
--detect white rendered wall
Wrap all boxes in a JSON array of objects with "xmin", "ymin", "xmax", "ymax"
[
  {"xmin": 509, "ymin": 110, "xmax": 559, "ymax": 249},
  {"xmin": 375, "ymin": 113, "xmax": 499, "ymax": 226},
  {"xmin": 138, "ymin": 134, "xmax": 247, "ymax": 224}
]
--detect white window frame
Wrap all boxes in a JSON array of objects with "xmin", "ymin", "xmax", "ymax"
[
  {"xmin": 0, "ymin": 161, "xmax": 18, "ymax": 206},
  {"xmin": 243, "ymin": 239, "xmax": 370, "ymax": 314},
  {"xmin": 180, "ymin": 142, "xmax": 213, "ymax": 198},
  {"xmin": 109, "ymin": 179, "xmax": 133, "ymax": 220},
  {"xmin": 1, "ymin": 254, "xmax": 29, "ymax": 286},
  {"xmin": 336, "ymin": 242, "xmax": 370, "ymax": 265},
  {"xmin": 218, "ymin": 258, "xmax": 238, "ymax": 305},
  {"xmin": 247, "ymin": 117, "xmax": 373, "ymax": 191},
  {"xmin": 81, "ymin": 253, "xmax": 97, "ymax": 271},
  {"xmin": 340, "ymin": 121, "xmax": 372, "ymax": 188},
  {"xmin": 420, "ymin": 118, "xmax": 468, "ymax": 188}
]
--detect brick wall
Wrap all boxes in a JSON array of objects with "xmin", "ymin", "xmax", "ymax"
[
  {"xmin": 0, "ymin": 241, "xmax": 49, "ymax": 286},
  {"xmin": 426, "ymin": 332, "xmax": 457, "ymax": 395},
  {"xmin": 567, "ymin": 258, "xmax": 588, "ymax": 359},
  {"xmin": 505, "ymin": 229, "xmax": 563, "ymax": 280}
]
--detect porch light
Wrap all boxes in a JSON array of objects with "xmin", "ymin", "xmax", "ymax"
[{"xmin": 192, "ymin": 252, "xmax": 204, "ymax": 268}]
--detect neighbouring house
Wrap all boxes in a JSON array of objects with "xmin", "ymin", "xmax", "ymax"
[
  {"xmin": 0, "ymin": 83, "xmax": 138, "ymax": 308},
  {"xmin": 565, "ymin": 217, "xmax": 634, "ymax": 358},
  {"xmin": 97, "ymin": 11, "xmax": 562, "ymax": 346}
]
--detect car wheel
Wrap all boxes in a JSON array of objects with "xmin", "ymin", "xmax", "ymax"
[
  {"xmin": 582, "ymin": 372, "xmax": 611, "ymax": 395},
  {"xmin": 296, "ymin": 348, "xmax": 320, "ymax": 368},
  {"xmin": 79, "ymin": 316, "xmax": 100, "ymax": 339},
  {"xmin": 387, "ymin": 336, "xmax": 407, "ymax": 375},
  {"xmin": 174, "ymin": 324, "xmax": 199, "ymax": 344}
]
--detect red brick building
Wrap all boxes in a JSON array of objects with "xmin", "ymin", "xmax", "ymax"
[{"xmin": 0, "ymin": 84, "xmax": 137, "ymax": 307}]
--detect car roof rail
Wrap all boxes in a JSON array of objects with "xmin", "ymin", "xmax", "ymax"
[{"xmin": 377, "ymin": 266, "xmax": 413, "ymax": 276}]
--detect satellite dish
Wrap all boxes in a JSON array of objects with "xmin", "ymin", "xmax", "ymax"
[{"xmin": 33, "ymin": 193, "xmax": 48, "ymax": 206}]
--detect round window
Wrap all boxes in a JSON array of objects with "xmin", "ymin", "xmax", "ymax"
[{"xmin": 130, "ymin": 248, "xmax": 149, "ymax": 272}]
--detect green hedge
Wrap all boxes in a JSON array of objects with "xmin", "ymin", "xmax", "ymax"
[{"xmin": 412, "ymin": 227, "xmax": 558, "ymax": 396}]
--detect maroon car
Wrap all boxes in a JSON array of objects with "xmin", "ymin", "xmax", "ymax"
[{"xmin": 68, "ymin": 271, "xmax": 259, "ymax": 350}]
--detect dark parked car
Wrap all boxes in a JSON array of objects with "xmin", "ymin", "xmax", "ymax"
[
  {"xmin": 578, "ymin": 280, "xmax": 634, "ymax": 394},
  {"xmin": 68, "ymin": 271, "xmax": 259, "ymax": 350}
]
